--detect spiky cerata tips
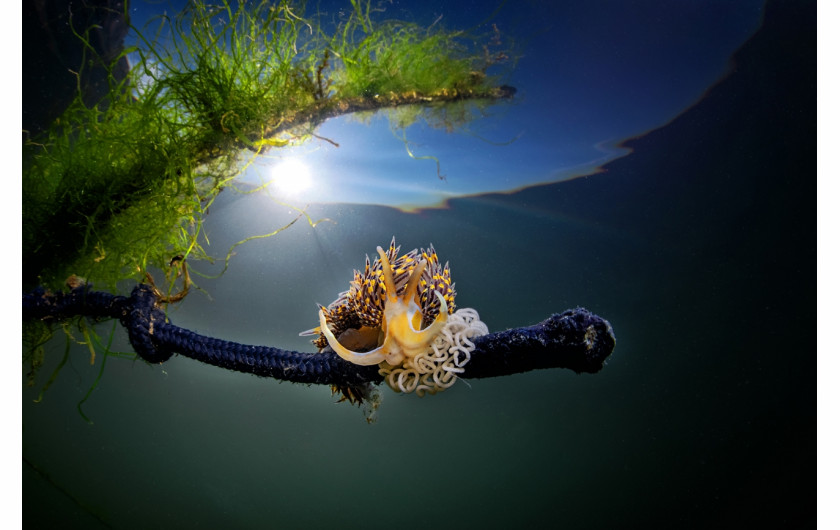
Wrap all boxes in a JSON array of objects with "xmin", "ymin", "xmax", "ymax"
[
  {"xmin": 319, "ymin": 244, "xmax": 448, "ymax": 366},
  {"xmin": 303, "ymin": 238, "xmax": 487, "ymax": 395}
]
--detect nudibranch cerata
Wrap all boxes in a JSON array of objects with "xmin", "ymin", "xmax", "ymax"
[{"xmin": 301, "ymin": 238, "xmax": 488, "ymax": 396}]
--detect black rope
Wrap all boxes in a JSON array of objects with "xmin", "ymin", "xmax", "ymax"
[{"xmin": 23, "ymin": 284, "xmax": 616, "ymax": 386}]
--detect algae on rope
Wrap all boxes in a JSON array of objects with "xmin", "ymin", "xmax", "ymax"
[{"xmin": 22, "ymin": 0, "xmax": 515, "ymax": 292}]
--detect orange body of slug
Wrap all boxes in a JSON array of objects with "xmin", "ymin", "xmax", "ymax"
[{"xmin": 300, "ymin": 237, "xmax": 456, "ymax": 367}]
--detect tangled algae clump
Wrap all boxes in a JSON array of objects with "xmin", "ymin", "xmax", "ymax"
[{"xmin": 22, "ymin": 0, "xmax": 515, "ymax": 292}]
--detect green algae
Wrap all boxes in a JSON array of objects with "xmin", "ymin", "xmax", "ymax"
[{"xmin": 22, "ymin": 0, "xmax": 514, "ymax": 292}]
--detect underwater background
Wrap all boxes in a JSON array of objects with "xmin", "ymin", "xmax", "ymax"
[{"xmin": 22, "ymin": 0, "xmax": 814, "ymax": 528}]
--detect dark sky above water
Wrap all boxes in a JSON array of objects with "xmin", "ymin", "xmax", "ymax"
[{"xmin": 22, "ymin": 1, "xmax": 815, "ymax": 528}]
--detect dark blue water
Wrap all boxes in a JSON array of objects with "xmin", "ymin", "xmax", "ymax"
[{"xmin": 22, "ymin": 1, "xmax": 814, "ymax": 527}]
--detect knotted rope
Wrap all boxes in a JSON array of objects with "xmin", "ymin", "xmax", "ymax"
[{"xmin": 23, "ymin": 283, "xmax": 616, "ymax": 386}]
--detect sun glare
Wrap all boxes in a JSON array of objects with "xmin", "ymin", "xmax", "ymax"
[{"xmin": 270, "ymin": 158, "xmax": 313, "ymax": 196}]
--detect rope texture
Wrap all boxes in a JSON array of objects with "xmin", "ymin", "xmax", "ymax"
[{"xmin": 23, "ymin": 284, "xmax": 615, "ymax": 386}]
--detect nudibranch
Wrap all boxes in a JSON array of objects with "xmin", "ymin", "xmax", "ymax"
[{"xmin": 302, "ymin": 238, "xmax": 488, "ymax": 397}]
